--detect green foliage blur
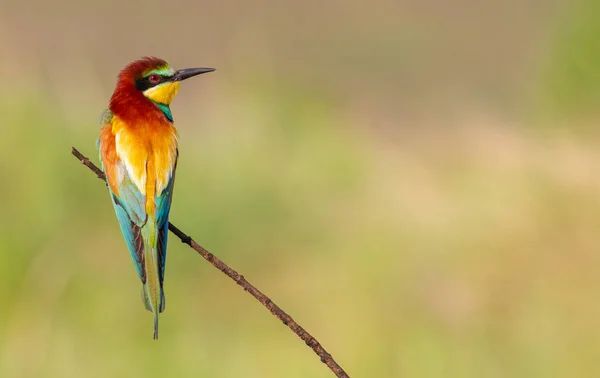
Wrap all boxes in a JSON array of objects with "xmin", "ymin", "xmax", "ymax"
[
  {"xmin": 2, "ymin": 0, "xmax": 600, "ymax": 377},
  {"xmin": 538, "ymin": 0, "xmax": 600, "ymax": 120}
]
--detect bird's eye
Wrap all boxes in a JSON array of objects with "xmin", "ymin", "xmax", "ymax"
[{"xmin": 148, "ymin": 74, "xmax": 161, "ymax": 83}]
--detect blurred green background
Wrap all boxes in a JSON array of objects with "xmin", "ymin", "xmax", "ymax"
[{"xmin": 2, "ymin": 0, "xmax": 600, "ymax": 377}]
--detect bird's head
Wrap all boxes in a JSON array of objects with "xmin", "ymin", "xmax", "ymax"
[{"xmin": 110, "ymin": 57, "xmax": 214, "ymax": 119}]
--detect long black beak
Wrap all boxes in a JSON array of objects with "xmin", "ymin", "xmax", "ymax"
[{"xmin": 172, "ymin": 67, "xmax": 216, "ymax": 82}]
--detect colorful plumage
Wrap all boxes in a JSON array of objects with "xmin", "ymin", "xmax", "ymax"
[{"xmin": 98, "ymin": 57, "xmax": 214, "ymax": 339}]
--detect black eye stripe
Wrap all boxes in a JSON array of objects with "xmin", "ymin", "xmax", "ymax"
[{"xmin": 135, "ymin": 75, "xmax": 169, "ymax": 91}]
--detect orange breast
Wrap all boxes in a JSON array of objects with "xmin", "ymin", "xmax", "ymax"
[{"xmin": 109, "ymin": 115, "xmax": 179, "ymax": 215}]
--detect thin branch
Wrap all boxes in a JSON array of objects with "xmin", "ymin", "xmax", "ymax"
[{"xmin": 71, "ymin": 147, "xmax": 350, "ymax": 378}]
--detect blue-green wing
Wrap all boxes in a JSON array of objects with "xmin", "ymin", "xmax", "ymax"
[
  {"xmin": 109, "ymin": 170, "xmax": 148, "ymax": 283},
  {"xmin": 98, "ymin": 109, "xmax": 148, "ymax": 283},
  {"xmin": 155, "ymin": 153, "xmax": 178, "ymax": 285}
]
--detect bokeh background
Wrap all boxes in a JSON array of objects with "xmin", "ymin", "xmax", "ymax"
[{"xmin": 2, "ymin": 0, "xmax": 600, "ymax": 377}]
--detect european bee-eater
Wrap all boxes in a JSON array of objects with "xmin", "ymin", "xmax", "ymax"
[{"xmin": 98, "ymin": 57, "xmax": 214, "ymax": 339}]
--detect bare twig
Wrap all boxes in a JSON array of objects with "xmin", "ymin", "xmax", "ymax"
[{"xmin": 71, "ymin": 147, "xmax": 350, "ymax": 378}]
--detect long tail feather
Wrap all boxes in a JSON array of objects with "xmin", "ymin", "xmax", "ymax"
[
  {"xmin": 141, "ymin": 216, "xmax": 164, "ymax": 340},
  {"xmin": 153, "ymin": 312, "xmax": 159, "ymax": 340}
]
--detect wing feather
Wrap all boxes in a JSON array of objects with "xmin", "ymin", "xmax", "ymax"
[
  {"xmin": 155, "ymin": 153, "xmax": 178, "ymax": 285},
  {"xmin": 99, "ymin": 110, "xmax": 149, "ymax": 283}
]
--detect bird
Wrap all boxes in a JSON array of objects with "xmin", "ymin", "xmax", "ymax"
[{"xmin": 97, "ymin": 57, "xmax": 215, "ymax": 339}]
